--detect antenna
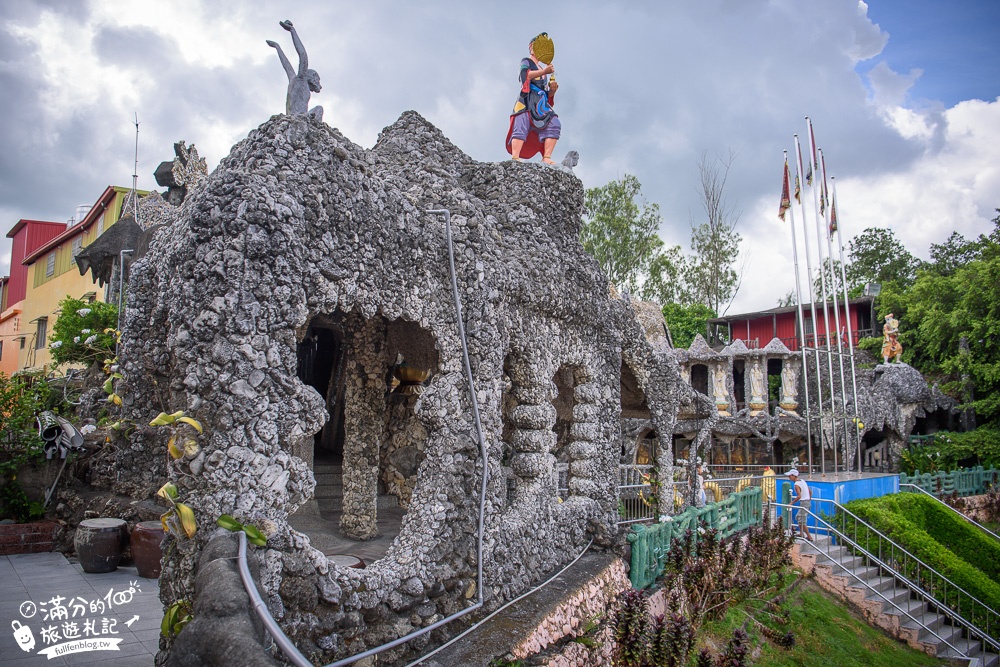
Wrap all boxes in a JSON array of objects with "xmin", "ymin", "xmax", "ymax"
[{"xmin": 128, "ymin": 112, "xmax": 140, "ymax": 223}]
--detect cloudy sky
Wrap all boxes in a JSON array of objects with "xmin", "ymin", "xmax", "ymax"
[{"xmin": 2, "ymin": 0, "xmax": 998, "ymax": 315}]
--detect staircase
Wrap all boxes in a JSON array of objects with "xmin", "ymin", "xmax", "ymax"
[
  {"xmin": 312, "ymin": 461, "xmax": 398, "ymax": 512},
  {"xmin": 797, "ymin": 536, "xmax": 999, "ymax": 667},
  {"xmin": 313, "ymin": 461, "xmax": 343, "ymax": 509}
]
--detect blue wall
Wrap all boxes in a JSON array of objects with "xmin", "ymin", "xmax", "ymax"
[{"xmin": 778, "ymin": 475, "xmax": 899, "ymax": 530}]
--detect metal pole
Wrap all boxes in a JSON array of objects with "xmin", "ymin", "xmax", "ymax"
[
  {"xmin": 794, "ymin": 134, "xmax": 825, "ymax": 475},
  {"xmin": 806, "ymin": 118, "xmax": 837, "ymax": 475},
  {"xmin": 782, "ymin": 153, "xmax": 813, "ymax": 468},
  {"xmin": 832, "ymin": 177, "xmax": 863, "ymax": 472},
  {"xmin": 819, "ymin": 149, "xmax": 851, "ymax": 473}
]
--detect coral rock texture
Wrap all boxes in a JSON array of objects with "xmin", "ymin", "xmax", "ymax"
[{"xmin": 115, "ymin": 112, "xmax": 682, "ymax": 664}]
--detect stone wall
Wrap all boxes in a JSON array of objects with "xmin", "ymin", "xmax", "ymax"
[{"xmin": 114, "ymin": 111, "xmax": 683, "ymax": 664}]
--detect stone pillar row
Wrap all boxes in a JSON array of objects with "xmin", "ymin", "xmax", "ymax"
[{"xmin": 566, "ymin": 381, "xmax": 602, "ymax": 499}]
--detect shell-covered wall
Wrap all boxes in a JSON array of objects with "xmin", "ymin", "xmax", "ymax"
[{"xmin": 115, "ymin": 112, "xmax": 682, "ymax": 663}]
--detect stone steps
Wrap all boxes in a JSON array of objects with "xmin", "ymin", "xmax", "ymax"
[
  {"xmin": 311, "ymin": 464, "xmax": 398, "ymax": 509},
  {"xmin": 797, "ymin": 536, "xmax": 999, "ymax": 666}
]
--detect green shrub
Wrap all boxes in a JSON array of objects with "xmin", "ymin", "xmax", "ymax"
[
  {"xmin": 49, "ymin": 297, "xmax": 118, "ymax": 367},
  {"xmin": 900, "ymin": 428, "xmax": 1000, "ymax": 474},
  {"xmin": 0, "ymin": 373, "xmax": 50, "ymax": 478},
  {"xmin": 0, "ymin": 481, "xmax": 44, "ymax": 522},
  {"xmin": 856, "ymin": 336, "xmax": 884, "ymax": 357},
  {"xmin": 844, "ymin": 494, "xmax": 1000, "ymax": 627}
]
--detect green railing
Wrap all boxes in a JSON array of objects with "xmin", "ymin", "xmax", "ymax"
[
  {"xmin": 900, "ymin": 466, "xmax": 1000, "ymax": 498},
  {"xmin": 626, "ymin": 486, "xmax": 763, "ymax": 589}
]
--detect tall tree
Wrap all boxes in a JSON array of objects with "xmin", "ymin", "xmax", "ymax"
[
  {"xmin": 876, "ymin": 216, "xmax": 1000, "ymax": 425},
  {"xmin": 927, "ymin": 231, "xmax": 981, "ymax": 277},
  {"xmin": 662, "ymin": 302, "xmax": 716, "ymax": 348},
  {"xmin": 581, "ymin": 174, "xmax": 669, "ymax": 296},
  {"xmin": 683, "ymin": 151, "xmax": 744, "ymax": 315},
  {"xmin": 845, "ymin": 227, "xmax": 921, "ymax": 291}
]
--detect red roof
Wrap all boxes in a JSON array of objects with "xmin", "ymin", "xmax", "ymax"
[{"xmin": 22, "ymin": 186, "xmax": 120, "ymax": 265}]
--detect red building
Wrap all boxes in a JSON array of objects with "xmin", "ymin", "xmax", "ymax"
[{"xmin": 706, "ymin": 296, "xmax": 876, "ymax": 351}]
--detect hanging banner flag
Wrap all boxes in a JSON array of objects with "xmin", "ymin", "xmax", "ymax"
[
  {"xmin": 829, "ymin": 193, "xmax": 838, "ymax": 235},
  {"xmin": 794, "ymin": 171, "xmax": 801, "ymax": 204},
  {"xmin": 779, "ymin": 159, "xmax": 791, "ymax": 221}
]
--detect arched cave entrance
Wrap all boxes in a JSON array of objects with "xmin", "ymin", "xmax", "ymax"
[
  {"xmin": 298, "ymin": 321, "xmax": 347, "ymax": 463},
  {"xmin": 691, "ymin": 363, "xmax": 709, "ymax": 396},
  {"xmin": 732, "ymin": 360, "xmax": 746, "ymax": 410},
  {"xmin": 292, "ymin": 313, "xmax": 439, "ymax": 558}
]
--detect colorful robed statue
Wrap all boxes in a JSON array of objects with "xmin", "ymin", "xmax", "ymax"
[
  {"xmin": 881, "ymin": 313, "xmax": 903, "ymax": 363},
  {"xmin": 506, "ymin": 33, "xmax": 561, "ymax": 164}
]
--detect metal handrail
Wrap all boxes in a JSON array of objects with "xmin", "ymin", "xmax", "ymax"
[
  {"xmin": 809, "ymin": 498, "xmax": 999, "ymax": 653},
  {"xmin": 772, "ymin": 502, "xmax": 971, "ymax": 658},
  {"xmin": 900, "ymin": 483, "xmax": 1000, "ymax": 541}
]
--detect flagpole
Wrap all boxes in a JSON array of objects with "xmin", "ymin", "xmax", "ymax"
[
  {"xmin": 832, "ymin": 176, "xmax": 863, "ymax": 472},
  {"xmin": 806, "ymin": 117, "xmax": 838, "ymax": 476},
  {"xmin": 781, "ymin": 153, "xmax": 813, "ymax": 462},
  {"xmin": 819, "ymin": 148, "xmax": 852, "ymax": 472},
  {"xmin": 794, "ymin": 134, "xmax": 825, "ymax": 476}
]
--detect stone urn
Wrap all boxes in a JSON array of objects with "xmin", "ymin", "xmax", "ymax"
[
  {"xmin": 75, "ymin": 518, "xmax": 128, "ymax": 573},
  {"xmin": 130, "ymin": 521, "xmax": 165, "ymax": 578}
]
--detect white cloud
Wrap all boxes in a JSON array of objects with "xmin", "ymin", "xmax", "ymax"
[{"xmin": 0, "ymin": 0, "xmax": 996, "ymax": 323}]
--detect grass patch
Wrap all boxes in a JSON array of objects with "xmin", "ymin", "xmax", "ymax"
[{"xmin": 700, "ymin": 574, "xmax": 946, "ymax": 667}]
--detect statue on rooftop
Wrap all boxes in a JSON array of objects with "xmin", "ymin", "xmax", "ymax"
[
  {"xmin": 506, "ymin": 32, "xmax": 561, "ymax": 164},
  {"xmin": 881, "ymin": 312, "xmax": 903, "ymax": 363},
  {"xmin": 266, "ymin": 20, "xmax": 323, "ymax": 120}
]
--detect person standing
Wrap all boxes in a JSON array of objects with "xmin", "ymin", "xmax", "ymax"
[{"xmin": 788, "ymin": 469, "xmax": 812, "ymax": 541}]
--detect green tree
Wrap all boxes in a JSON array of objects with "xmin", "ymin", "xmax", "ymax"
[
  {"xmin": 927, "ymin": 231, "xmax": 982, "ymax": 277},
  {"xmin": 845, "ymin": 227, "xmax": 921, "ymax": 291},
  {"xmin": 0, "ymin": 373, "xmax": 49, "ymax": 469},
  {"xmin": 879, "ymin": 243, "xmax": 1000, "ymax": 424},
  {"xmin": 581, "ymin": 174, "xmax": 670, "ymax": 296},
  {"xmin": 682, "ymin": 151, "xmax": 744, "ymax": 314},
  {"xmin": 662, "ymin": 302, "xmax": 717, "ymax": 348},
  {"xmin": 49, "ymin": 297, "xmax": 118, "ymax": 368}
]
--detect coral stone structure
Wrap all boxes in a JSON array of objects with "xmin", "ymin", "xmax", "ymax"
[{"xmin": 115, "ymin": 112, "xmax": 683, "ymax": 664}]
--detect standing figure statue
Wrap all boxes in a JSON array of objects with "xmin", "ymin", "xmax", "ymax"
[
  {"xmin": 881, "ymin": 313, "xmax": 903, "ymax": 363},
  {"xmin": 266, "ymin": 20, "xmax": 323, "ymax": 120},
  {"xmin": 506, "ymin": 32, "xmax": 561, "ymax": 164}
]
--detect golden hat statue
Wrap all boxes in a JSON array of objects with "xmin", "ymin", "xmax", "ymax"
[{"xmin": 532, "ymin": 32, "xmax": 554, "ymax": 64}]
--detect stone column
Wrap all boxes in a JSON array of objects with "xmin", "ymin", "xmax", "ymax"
[
  {"xmin": 507, "ymin": 360, "xmax": 557, "ymax": 509},
  {"xmin": 340, "ymin": 317, "xmax": 388, "ymax": 540},
  {"xmin": 566, "ymin": 379, "xmax": 602, "ymax": 501}
]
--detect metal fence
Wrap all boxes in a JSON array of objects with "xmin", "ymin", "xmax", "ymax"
[
  {"xmin": 618, "ymin": 464, "xmax": 656, "ymax": 524},
  {"xmin": 900, "ymin": 466, "xmax": 1000, "ymax": 498},
  {"xmin": 626, "ymin": 487, "xmax": 764, "ymax": 589}
]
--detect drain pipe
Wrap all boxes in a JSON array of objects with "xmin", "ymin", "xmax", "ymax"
[{"xmin": 321, "ymin": 208, "xmax": 490, "ymax": 666}]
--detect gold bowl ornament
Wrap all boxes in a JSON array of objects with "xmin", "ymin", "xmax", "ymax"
[{"xmin": 532, "ymin": 32, "xmax": 554, "ymax": 64}]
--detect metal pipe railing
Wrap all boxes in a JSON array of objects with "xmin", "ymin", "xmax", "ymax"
[
  {"xmin": 806, "ymin": 498, "xmax": 998, "ymax": 653},
  {"xmin": 771, "ymin": 502, "xmax": 972, "ymax": 658},
  {"xmin": 900, "ymin": 483, "xmax": 1000, "ymax": 542}
]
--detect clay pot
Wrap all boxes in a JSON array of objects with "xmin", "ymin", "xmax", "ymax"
[
  {"xmin": 75, "ymin": 518, "xmax": 128, "ymax": 573},
  {"xmin": 130, "ymin": 521, "xmax": 165, "ymax": 578}
]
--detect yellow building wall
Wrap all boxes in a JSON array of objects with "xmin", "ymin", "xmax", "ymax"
[
  {"xmin": 0, "ymin": 304, "xmax": 23, "ymax": 377},
  {"xmin": 17, "ymin": 189, "xmax": 132, "ymax": 372}
]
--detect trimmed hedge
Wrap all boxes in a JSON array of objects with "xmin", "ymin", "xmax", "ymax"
[{"xmin": 844, "ymin": 494, "xmax": 1000, "ymax": 629}]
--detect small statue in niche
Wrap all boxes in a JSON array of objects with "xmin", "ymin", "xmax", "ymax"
[
  {"xmin": 748, "ymin": 361, "xmax": 767, "ymax": 415},
  {"xmin": 881, "ymin": 313, "xmax": 903, "ymax": 363},
  {"xmin": 266, "ymin": 20, "xmax": 323, "ymax": 120},
  {"xmin": 712, "ymin": 363, "xmax": 730, "ymax": 416},
  {"xmin": 779, "ymin": 362, "xmax": 799, "ymax": 415}
]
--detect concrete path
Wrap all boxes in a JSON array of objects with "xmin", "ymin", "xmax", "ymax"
[{"xmin": 0, "ymin": 552, "xmax": 161, "ymax": 666}]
